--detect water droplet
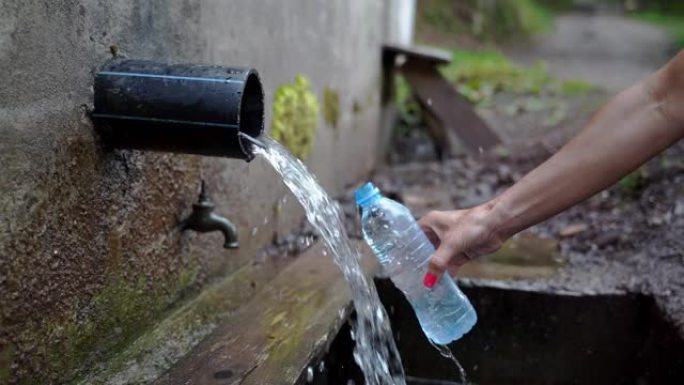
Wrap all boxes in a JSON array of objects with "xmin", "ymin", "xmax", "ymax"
[
  {"xmin": 306, "ymin": 366, "xmax": 314, "ymax": 383},
  {"xmin": 428, "ymin": 341, "xmax": 468, "ymax": 384},
  {"xmin": 251, "ymin": 227, "xmax": 258, "ymax": 236},
  {"xmin": 318, "ymin": 360, "xmax": 325, "ymax": 372},
  {"xmin": 350, "ymin": 329, "xmax": 356, "ymax": 341},
  {"xmin": 427, "ymin": 98, "xmax": 433, "ymax": 106},
  {"xmin": 263, "ymin": 216, "xmax": 268, "ymax": 225},
  {"xmin": 346, "ymin": 380, "xmax": 356, "ymax": 385}
]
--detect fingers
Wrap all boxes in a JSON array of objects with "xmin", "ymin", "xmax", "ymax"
[
  {"xmin": 423, "ymin": 242, "xmax": 455, "ymax": 288},
  {"xmin": 446, "ymin": 253, "xmax": 471, "ymax": 277},
  {"xmin": 418, "ymin": 211, "xmax": 449, "ymax": 233},
  {"xmin": 424, "ymin": 249, "xmax": 473, "ymax": 287},
  {"xmin": 418, "ymin": 210, "xmax": 450, "ymax": 247},
  {"xmin": 420, "ymin": 224, "xmax": 441, "ymax": 248},
  {"xmin": 419, "ymin": 210, "xmax": 479, "ymax": 287}
]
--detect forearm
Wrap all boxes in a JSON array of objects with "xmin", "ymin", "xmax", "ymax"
[
  {"xmin": 487, "ymin": 74, "xmax": 684, "ymax": 239},
  {"xmin": 421, "ymin": 52, "xmax": 684, "ymax": 278}
]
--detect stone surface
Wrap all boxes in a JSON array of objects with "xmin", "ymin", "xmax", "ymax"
[{"xmin": 0, "ymin": 1, "xmax": 393, "ymax": 383}]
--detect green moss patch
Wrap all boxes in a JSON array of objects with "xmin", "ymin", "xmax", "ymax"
[
  {"xmin": 6, "ymin": 264, "xmax": 201, "ymax": 385},
  {"xmin": 323, "ymin": 87, "xmax": 340, "ymax": 128},
  {"xmin": 271, "ymin": 75, "xmax": 320, "ymax": 160}
]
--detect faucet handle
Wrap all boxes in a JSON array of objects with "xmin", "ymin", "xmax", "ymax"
[{"xmin": 180, "ymin": 180, "xmax": 239, "ymax": 249}]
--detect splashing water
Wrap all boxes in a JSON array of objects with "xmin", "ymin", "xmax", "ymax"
[
  {"xmin": 253, "ymin": 136, "xmax": 406, "ymax": 385},
  {"xmin": 428, "ymin": 341, "xmax": 468, "ymax": 385}
]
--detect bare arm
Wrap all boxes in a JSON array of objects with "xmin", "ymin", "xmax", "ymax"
[{"xmin": 419, "ymin": 50, "xmax": 684, "ymax": 287}]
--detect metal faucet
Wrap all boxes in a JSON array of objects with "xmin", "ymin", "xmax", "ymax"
[{"xmin": 180, "ymin": 181, "xmax": 239, "ymax": 249}]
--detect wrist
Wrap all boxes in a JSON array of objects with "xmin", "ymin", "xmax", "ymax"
[{"xmin": 477, "ymin": 197, "xmax": 513, "ymax": 243}]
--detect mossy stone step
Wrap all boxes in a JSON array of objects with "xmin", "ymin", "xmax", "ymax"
[{"xmin": 155, "ymin": 242, "xmax": 378, "ymax": 385}]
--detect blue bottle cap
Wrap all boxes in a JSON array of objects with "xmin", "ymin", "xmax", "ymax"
[{"xmin": 355, "ymin": 182, "xmax": 381, "ymax": 208}]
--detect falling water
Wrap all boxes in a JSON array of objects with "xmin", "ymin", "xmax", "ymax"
[
  {"xmin": 251, "ymin": 135, "xmax": 406, "ymax": 385},
  {"xmin": 428, "ymin": 341, "xmax": 468, "ymax": 385}
]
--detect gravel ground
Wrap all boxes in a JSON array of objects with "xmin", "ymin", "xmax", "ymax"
[{"xmin": 362, "ymin": 132, "xmax": 684, "ymax": 335}]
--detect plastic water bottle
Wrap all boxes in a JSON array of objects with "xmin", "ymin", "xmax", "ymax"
[{"xmin": 355, "ymin": 182, "xmax": 477, "ymax": 344}]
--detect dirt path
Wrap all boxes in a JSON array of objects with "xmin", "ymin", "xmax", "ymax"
[{"xmin": 508, "ymin": 13, "xmax": 672, "ymax": 92}]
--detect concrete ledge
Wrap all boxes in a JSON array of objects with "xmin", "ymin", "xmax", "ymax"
[{"xmin": 152, "ymin": 242, "xmax": 377, "ymax": 385}]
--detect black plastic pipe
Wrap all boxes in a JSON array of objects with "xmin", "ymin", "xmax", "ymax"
[{"xmin": 93, "ymin": 59, "xmax": 264, "ymax": 161}]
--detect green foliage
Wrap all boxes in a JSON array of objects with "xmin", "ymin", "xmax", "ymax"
[
  {"xmin": 559, "ymin": 79, "xmax": 595, "ymax": 95},
  {"xmin": 439, "ymin": 49, "xmax": 594, "ymax": 106},
  {"xmin": 634, "ymin": 0, "xmax": 684, "ymax": 15},
  {"xmin": 271, "ymin": 75, "xmax": 320, "ymax": 160},
  {"xmin": 394, "ymin": 75, "xmax": 423, "ymax": 134},
  {"xmin": 440, "ymin": 49, "xmax": 552, "ymax": 104},
  {"xmin": 619, "ymin": 168, "xmax": 649, "ymax": 198},
  {"xmin": 632, "ymin": 12, "xmax": 684, "ymax": 48},
  {"xmin": 417, "ymin": 0, "xmax": 553, "ymax": 43},
  {"xmin": 532, "ymin": 0, "xmax": 579, "ymax": 12},
  {"xmin": 393, "ymin": 49, "xmax": 595, "ymax": 131}
]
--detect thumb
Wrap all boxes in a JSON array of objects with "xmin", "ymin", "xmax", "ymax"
[{"xmin": 423, "ymin": 242, "xmax": 455, "ymax": 288}]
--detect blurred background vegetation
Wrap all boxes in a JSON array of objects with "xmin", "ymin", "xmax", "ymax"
[
  {"xmin": 415, "ymin": 0, "xmax": 684, "ymax": 48},
  {"xmin": 395, "ymin": 0, "xmax": 683, "ymax": 136}
]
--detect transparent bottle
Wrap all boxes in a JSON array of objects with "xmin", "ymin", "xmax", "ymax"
[{"xmin": 355, "ymin": 182, "xmax": 477, "ymax": 344}]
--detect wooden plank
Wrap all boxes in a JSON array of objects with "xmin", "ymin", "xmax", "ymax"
[
  {"xmin": 400, "ymin": 60, "xmax": 501, "ymax": 154},
  {"xmin": 383, "ymin": 44, "xmax": 452, "ymax": 66},
  {"xmin": 155, "ymin": 242, "xmax": 378, "ymax": 385}
]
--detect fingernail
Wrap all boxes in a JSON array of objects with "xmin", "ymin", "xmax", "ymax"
[{"xmin": 423, "ymin": 273, "xmax": 437, "ymax": 288}]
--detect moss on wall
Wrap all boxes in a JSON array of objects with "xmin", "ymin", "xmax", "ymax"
[
  {"xmin": 11, "ymin": 265, "xmax": 198, "ymax": 385},
  {"xmin": 73, "ymin": 261, "xmax": 277, "ymax": 384},
  {"xmin": 323, "ymin": 87, "xmax": 340, "ymax": 128},
  {"xmin": 271, "ymin": 75, "xmax": 320, "ymax": 159}
]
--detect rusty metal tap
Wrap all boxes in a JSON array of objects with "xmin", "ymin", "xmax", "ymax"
[{"xmin": 180, "ymin": 181, "xmax": 239, "ymax": 249}]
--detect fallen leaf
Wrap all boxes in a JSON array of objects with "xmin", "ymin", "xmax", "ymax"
[{"xmin": 559, "ymin": 223, "xmax": 588, "ymax": 237}]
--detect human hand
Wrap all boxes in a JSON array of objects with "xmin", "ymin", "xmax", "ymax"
[{"xmin": 418, "ymin": 204, "xmax": 505, "ymax": 287}]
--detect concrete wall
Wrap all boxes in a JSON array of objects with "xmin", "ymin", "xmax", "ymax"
[{"xmin": 0, "ymin": 0, "xmax": 391, "ymax": 383}]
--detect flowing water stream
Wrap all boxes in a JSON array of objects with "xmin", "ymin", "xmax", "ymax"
[
  {"xmin": 252, "ymin": 136, "xmax": 406, "ymax": 385},
  {"xmin": 249, "ymin": 135, "xmax": 469, "ymax": 384},
  {"xmin": 429, "ymin": 341, "xmax": 468, "ymax": 385}
]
